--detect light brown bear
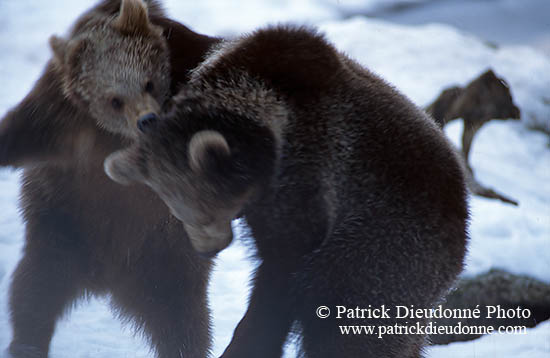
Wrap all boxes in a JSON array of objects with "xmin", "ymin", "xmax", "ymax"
[
  {"xmin": 0, "ymin": 0, "xmax": 218, "ymax": 357},
  {"xmin": 106, "ymin": 25, "xmax": 469, "ymax": 358}
]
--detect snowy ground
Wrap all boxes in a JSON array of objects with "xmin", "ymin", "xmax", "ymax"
[
  {"xmin": 378, "ymin": 0, "xmax": 550, "ymax": 57},
  {"xmin": 0, "ymin": 0, "xmax": 549, "ymax": 357}
]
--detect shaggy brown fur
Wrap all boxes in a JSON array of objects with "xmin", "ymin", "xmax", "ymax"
[
  {"xmin": 0, "ymin": 1, "xmax": 219, "ymax": 357},
  {"xmin": 106, "ymin": 25, "xmax": 469, "ymax": 358},
  {"xmin": 426, "ymin": 69, "xmax": 521, "ymax": 206}
]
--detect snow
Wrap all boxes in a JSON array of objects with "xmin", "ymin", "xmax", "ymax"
[
  {"xmin": 161, "ymin": 0, "xmax": 434, "ymax": 36},
  {"xmin": 320, "ymin": 17, "xmax": 550, "ymax": 132},
  {"xmin": 0, "ymin": 0, "xmax": 549, "ymax": 357},
  {"xmin": 445, "ymin": 121, "xmax": 550, "ymax": 281},
  {"xmin": 378, "ymin": 0, "xmax": 550, "ymax": 57}
]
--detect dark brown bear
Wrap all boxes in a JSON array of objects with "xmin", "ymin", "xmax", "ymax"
[
  {"xmin": 106, "ymin": 25, "xmax": 469, "ymax": 357},
  {"xmin": 0, "ymin": 0, "xmax": 218, "ymax": 357}
]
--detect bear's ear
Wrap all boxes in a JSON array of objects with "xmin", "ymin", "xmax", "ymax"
[
  {"xmin": 49, "ymin": 35, "xmax": 68, "ymax": 64},
  {"xmin": 50, "ymin": 35, "xmax": 92, "ymax": 71},
  {"xmin": 66, "ymin": 38, "xmax": 93, "ymax": 69},
  {"xmin": 104, "ymin": 148, "xmax": 146, "ymax": 185},
  {"xmin": 188, "ymin": 130, "xmax": 231, "ymax": 174},
  {"xmin": 113, "ymin": 0, "xmax": 161, "ymax": 36},
  {"xmin": 482, "ymin": 69, "xmax": 497, "ymax": 79}
]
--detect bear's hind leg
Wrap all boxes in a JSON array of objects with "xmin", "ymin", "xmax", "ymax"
[
  {"xmin": 8, "ymin": 243, "xmax": 89, "ymax": 358},
  {"xmin": 294, "ymin": 230, "xmax": 428, "ymax": 358},
  {"xmin": 109, "ymin": 247, "xmax": 212, "ymax": 358}
]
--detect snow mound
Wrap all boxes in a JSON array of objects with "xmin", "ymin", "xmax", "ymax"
[
  {"xmin": 320, "ymin": 17, "xmax": 550, "ymax": 133},
  {"xmin": 162, "ymin": 0, "xmax": 435, "ymax": 36}
]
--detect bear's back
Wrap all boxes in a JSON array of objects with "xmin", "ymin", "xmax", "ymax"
[
  {"xmin": 318, "ymin": 60, "xmax": 466, "ymax": 218},
  {"xmin": 193, "ymin": 25, "xmax": 468, "ymax": 229}
]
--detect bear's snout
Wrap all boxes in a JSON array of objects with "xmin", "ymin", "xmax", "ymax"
[
  {"xmin": 138, "ymin": 112, "xmax": 158, "ymax": 132},
  {"xmin": 184, "ymin": 221, "xmax": 234, "ymax": 256}
]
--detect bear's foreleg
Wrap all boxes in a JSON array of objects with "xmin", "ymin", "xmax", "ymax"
[
  {"xmin": 8, "ymin": 240, "xmax": 89, "ymax": 357},
  {"xmin": 109, "ymin": 242, "xmax": 212, "ymax": 358},
  {"xmin": 221, "ymin": 262, "xmax": 295, "ymax": 358}
]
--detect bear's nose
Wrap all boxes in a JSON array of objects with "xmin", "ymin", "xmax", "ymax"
[{"xmin": 137, "ymin": 113, "xmax": 158, "ymax": 132}]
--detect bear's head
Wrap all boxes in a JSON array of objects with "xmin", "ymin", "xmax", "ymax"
[
  {"xmin": 50, "ymin": 0, "xmax": 170, "ymax": 139},
  {"xmin": 100, "ymin": 107, "xmax": 226, "ymax": 255},
  {"xmin": 105, "ymin": 128, "xmax": 241, "ymax": 256},
  {"xmin": 102, "ymin": 101, "xmax": 277, "ymax": 256}
]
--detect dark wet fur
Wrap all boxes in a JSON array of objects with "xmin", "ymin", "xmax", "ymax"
[{"xmin": 120, "ymin": 26, "xmax": 469, "ymax": 357}]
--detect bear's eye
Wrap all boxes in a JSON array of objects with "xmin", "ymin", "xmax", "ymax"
[
  {"xmin": 111, "ymin": 97, "xmax": 124, "ymax": 110},
  {"xmin": 145, "ymin": 81, "xmax": 154, "ymax": 93}
]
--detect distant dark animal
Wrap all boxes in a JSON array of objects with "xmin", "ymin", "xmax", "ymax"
[
  {"xmin": 0, "ymin": 0, "xmax": 219, "ymax": 357},
  {"xmin": 426, "ymin": 69, "xmax": 521, "ymax": 205},
  {"xmin": 105, "ymin": 25, "xmax": 469, "ymax": 358}
]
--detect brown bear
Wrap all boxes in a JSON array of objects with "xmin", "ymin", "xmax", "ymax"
[
  {"xmin": 105, "ymin": 25, "xmax": 469, "ymax": 358},
  {"xmin": 0, "ymin": 0, "xmax": 218, "ymax": 357},
  {"xmin": 426, "ymin": 69, "xmax": 521, "ymax": 205}
]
